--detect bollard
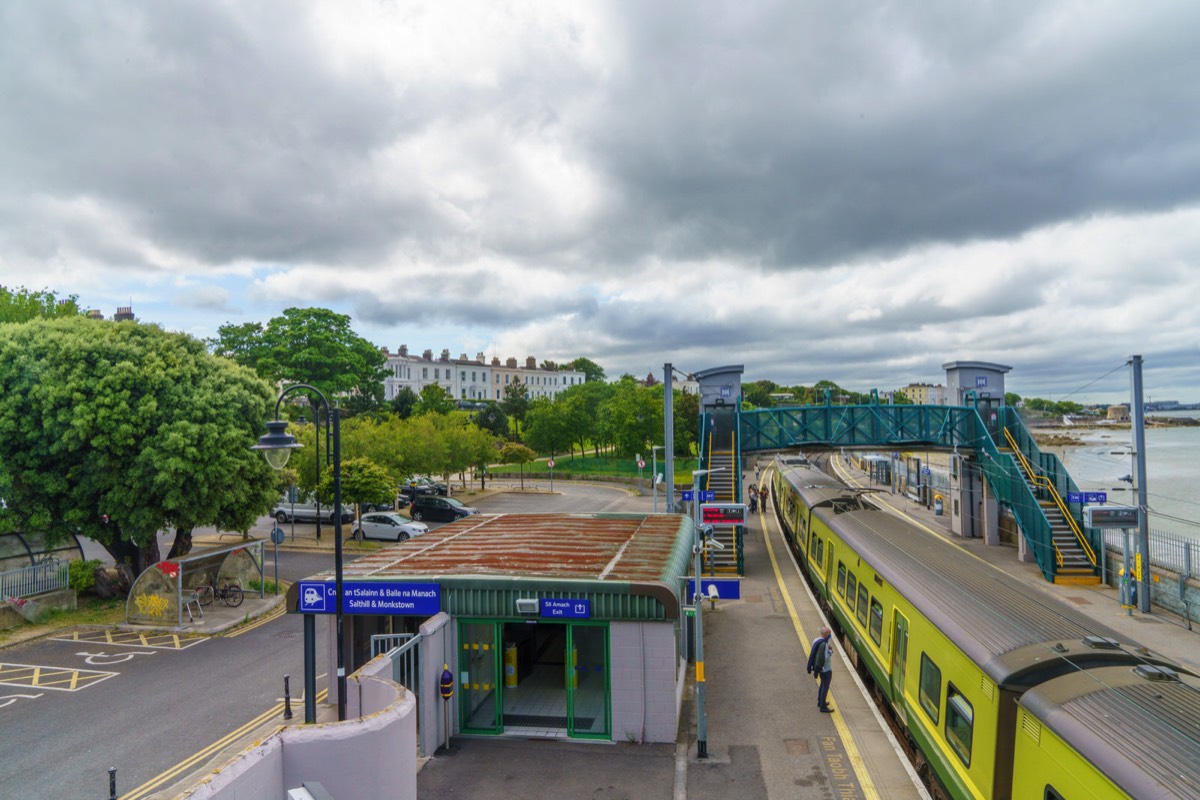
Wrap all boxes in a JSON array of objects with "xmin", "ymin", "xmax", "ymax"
[
  {"xmin": 283, "ymin": 674, "xmax": 294, "ymax": 720},
  {"xmin": 108, "ymin": 767, "xmax": 117, "ymax": 800}
]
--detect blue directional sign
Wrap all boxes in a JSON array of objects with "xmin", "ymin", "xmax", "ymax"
[
  {"xmin": 1067, "ymin": 492, "xmax": 1082, "ymax": 503},
  {"xmin": 296, "ymin": 581, "xmax": 441, "ymax": 615},
  {"xmin": 700, "ymin": 490, "xmax": 716, "ymax": 502},
  {"xmin": 1067, "ymin": 492, "xmax": 1107, "ymax": 504},
  {"xmin": 681, "ymin": 490, "xmax": 695, "ymax": 502},
  {"xmin": 687, "ymin": 578, "xmax": 742, "ymax": 601},
  {"xmin": 541, "ymin": 598, "xmax": 590, "ymax": 619}
]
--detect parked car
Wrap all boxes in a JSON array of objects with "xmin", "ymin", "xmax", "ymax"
[
  {"xmin": 408, "ymin": 495, "xmax": 478, "ymax": 522},
  {"xmin": 400, "ymin": 477, "xmax": 449, "ymax": 497},
  {"xmin": 353, "ymin": 512, "xmax": 428, "ymax": 542},
  {"xmin": 273, "ymin": 498, "xmax": 354, "ymax": 524}
]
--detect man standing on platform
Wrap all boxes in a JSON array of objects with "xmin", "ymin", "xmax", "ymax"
[{"xmin": 806, "ymin": 627, "xmax": 834, "ymax": 712}]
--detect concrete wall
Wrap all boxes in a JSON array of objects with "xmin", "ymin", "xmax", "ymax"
[
  {"xmin": 180, "ymin": 663, "xmax": 417, "ymax": 800},
  {"xmin": 418, "ymin": 612, "xmax": 452, "ymax": 755},
  {"xmin": 609, "ymin": 620, "xmax": 682, "ymax": 743}
]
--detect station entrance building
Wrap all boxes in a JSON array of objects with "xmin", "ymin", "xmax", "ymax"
[{"xmin": 288, "ymin": 513, "xmax": 694, "ymax": 744}]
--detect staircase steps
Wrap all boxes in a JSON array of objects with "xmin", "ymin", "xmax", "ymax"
[{"xmin": 701, "ymin": 451, "xmax": 740, "ymax": 574}]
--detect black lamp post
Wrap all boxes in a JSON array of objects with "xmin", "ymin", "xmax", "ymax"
[{"xmin": 254, "ymin": 384, "xmax": 346, "ymax": 722}]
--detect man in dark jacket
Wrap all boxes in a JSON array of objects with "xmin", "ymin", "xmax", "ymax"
[{"xmin": 806, "ymin": 627, "xmax": 834, "ymax": 712}]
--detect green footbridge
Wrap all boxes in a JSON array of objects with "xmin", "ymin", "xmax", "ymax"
[{"xmin": 696, "ymin": 400, "xmax": 1102, "ymax": 584}]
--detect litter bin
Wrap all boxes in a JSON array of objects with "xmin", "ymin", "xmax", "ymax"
[{"xmin": 933, "ymin": 495, "xmax": 944, "ymax": 516}]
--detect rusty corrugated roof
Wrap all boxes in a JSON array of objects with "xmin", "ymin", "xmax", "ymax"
[{"xmin": 311, "ymin": 513, "xmax": 692, "ymax": 583}]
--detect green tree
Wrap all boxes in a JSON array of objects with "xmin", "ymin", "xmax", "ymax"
[
  {"xmin": 523, "ymin": 398, "xmax": 572, "ymax": 456},
  {"xmin": 498, "ymin": 442, "xmax": 537, "ymax": 490},
  {"xmin": 743, "ymin": 380, "xmax": 777, "ymax": 408},
  {"xmin": 560, "ymin": 381, "xmax": 614, "ymax": 456},
  {"xmin": 597, "ymin": 377, "xmax": 660, "ymax": 457},
  {"xmin": 474, "ymin": 402, "xmax": 509, "ymax": 438},
  {"xmin": 211, "ymin": 307, "xmax": 386, "ymax": 405},
  {"xmin": 0, "ymin": 286, "xmax": 87, "ymax": 323},
  {"xmin": 414, "ymin": 384, "xmax": 456, "ymax": 416},
  {"xmin": 317, "ymin": 457, "xmax": 396, "ymax": 533},
  {"xmin": 0, "ymin": 317, "xmax": 279, "ymax": 574},
  {"xmin": 564, "ymin": 357, "xmax": 606, "ymax": 383},
  {"xmin": 672, "ymin": 389, "xmax": 700, "ymax": 457},
  {"xmin": 501, "ymin": 379, "xmax": 530, "ymax": 437},
  {"xmin": 390, "ymin": 386, "xmax": 418, "ymax": 419},
  {"xmin": 1005, "ymin": 392, "xmax": 1022, "ymax": 407}
]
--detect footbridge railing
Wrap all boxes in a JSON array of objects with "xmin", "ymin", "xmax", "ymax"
[{"xmin": 740, "ymin": 404, "xmax": 1080, "ymax": 581}]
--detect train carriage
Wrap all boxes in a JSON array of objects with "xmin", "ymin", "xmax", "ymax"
[{"xmin": 771, "ymin": 455, "xmax": 1199, "ymax": 799}]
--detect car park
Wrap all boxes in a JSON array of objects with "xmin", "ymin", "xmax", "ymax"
[
  {"xmin": 408, "ymin": 495, "xmax": 478, "ymax": 522},
  {"xmin": 400, "ymin": 477, "xmax": 448, "ymax": 497},
  {"xmin": 273, "ymin": 498, "xmax": 354, "ymax": 524},
  {"xmin": 353, "ymin": 512, "xmax": 428, "ymax": 542}
]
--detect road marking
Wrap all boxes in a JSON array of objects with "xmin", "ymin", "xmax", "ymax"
[
  {"xmin": 50, "ymin": 629, "xmax": 206, "ymax": 650},
  {"xmin": 121, "ymin": 689, "xmax": 330, "ymax": 800},
  {"xmin": 0, "ymin": 692, "xmax": 44, "ymax": 709},
  {"xmin": 223, "ymin": 602, "xmax": 286, "ymax": 637},
  {"xmin": 0, "ymin": 661, "xmax": 118, "ymax": 691}
]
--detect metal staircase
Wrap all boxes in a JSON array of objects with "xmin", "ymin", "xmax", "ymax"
[
  {"xmin": 701, "ymin": 444, "xmax": 741, "ymax": 574},
  {"xmin": 999, "ymin": 428, "xmax": 1100, "ymax": 584}
]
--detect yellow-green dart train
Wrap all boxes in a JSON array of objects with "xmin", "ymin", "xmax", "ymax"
[{"xmin": 771, "ymin": 455, "xmax": 1200, "ymax": 800}]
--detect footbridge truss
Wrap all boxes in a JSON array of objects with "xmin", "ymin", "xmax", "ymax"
[{"xmin": 715, "ymin": 403, "xmax": 1102, "ymax": 584}]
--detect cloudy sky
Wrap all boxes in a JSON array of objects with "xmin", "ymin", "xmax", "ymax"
[{"xmin": 2, "ymin": 1, "xmax": 1199, "ymax": 403}]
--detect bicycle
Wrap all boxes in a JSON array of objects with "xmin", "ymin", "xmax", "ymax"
[
  {"xmin": 193, "ymin": 580, "xmax": 243, "ymax": 608},
  {"xmin": 215, "ymin": 580, "xmax": 244, "ymax": 607}
]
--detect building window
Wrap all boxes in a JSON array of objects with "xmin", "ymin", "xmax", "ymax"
[
  {"xmin": 422, "ymin": 367, "xmax": 428, "ymax": 379},
  {"xmin": 919, "ymin": 653, "xmax": 941, "ymax": 723},
  {"xmin": 945, "ymin": 685, "xmax": 973, "ymax": 766}
]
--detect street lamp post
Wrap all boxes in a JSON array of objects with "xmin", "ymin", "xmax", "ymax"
[
  {"xmin": 254, "ymin": 384, "xmax": 346, "ymax": 722},
  {"xmin": 690, "ymin": 466, "xmax": 725, "ymax": 760}
]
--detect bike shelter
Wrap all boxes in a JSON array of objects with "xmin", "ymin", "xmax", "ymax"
[{"xmin": 127, "ymin": 539, "xmax": 266, "ymax": 628}]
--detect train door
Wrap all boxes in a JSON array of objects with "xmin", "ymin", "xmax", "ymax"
[{"xmin": 889, "ymin": 611, "xmax": 909, "ymax": 717}]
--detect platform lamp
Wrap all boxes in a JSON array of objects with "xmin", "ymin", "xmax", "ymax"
[{"xmin": 254, "ymin": 384, "xmax": 347, "ymax": 722}]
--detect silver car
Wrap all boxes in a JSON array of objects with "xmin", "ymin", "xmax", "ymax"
[{"xmin": 353, "ymin": 512, "xmax": 429, "ymax": 542}]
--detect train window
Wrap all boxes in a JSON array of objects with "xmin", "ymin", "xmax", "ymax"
[
  {"xmin": 846, "ymin": 573, "xmax": 858, "ymax": 613},
  {"xmin": 836, "ymin": 562, "xmax": 847, "ymax": 597},
  {"xmin": 868, "ymin": 599, "xmax": 883, "ymax": 645},
  {"xmin": 919, "ymin": 654, "xmax": 941, "ymax": 723},
  {"xmin": 815, "ymin": 537, "xmax": 824, "ymax": 566},
  {"xmin": 945, "ymin": 685, "xmax": 973, "ymax": 766},
  {"xmin": 855, "ymin": 585, "xmax": 869, "ymax": 627}
]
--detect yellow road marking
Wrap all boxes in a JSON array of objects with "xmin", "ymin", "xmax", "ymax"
[
  {"xmin": 50, "ymin": 630, "xmax": 206, "ymax": 650},
  {"xmin": 0, "ymin": 662, "xmax": 118, "ymax": 691},
  {"xmin": 223, "ymin": 602, "xmax": 286, "ymax": 637},
  {"xmin": 757, "ymin": 473, "xmax": 880, "ymax": 800},
  {"xmin": 121, "ymin": 689, "xmax": 330, "ymax": 800}
]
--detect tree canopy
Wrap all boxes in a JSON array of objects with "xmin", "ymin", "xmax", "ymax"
[
  {"xmin": 0, "ymin": 285, "xmax": 86, "ymax": 323},
  {"xmin": 563, "ymin": 357, "xmax": 606, "ymax": 383},
  {"xmin": 0, "ymin": 317, "xmax": 279, "ymax": 571},
  {"xmin": 210, "ymin": 307, "xmax": 387, "ymax": 408}
]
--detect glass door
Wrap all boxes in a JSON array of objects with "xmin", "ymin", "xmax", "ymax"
[
  {"xmin": 567, "ymin": 623, "xmax": 610, "ymax": 738},
  {"xmin": 459, "ymin": 620, "xmax": 500, "ymax": 733}
]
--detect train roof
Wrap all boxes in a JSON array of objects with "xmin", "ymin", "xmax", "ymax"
[
  {"xmin": 826, "ymin": 508, "xmax": 1177, "ymax": 687},
  {"xmin": 774, "ymin": 457, "xmax": 866, "ymax": 512},
  {"xmin": 1019, "ymin": 666, "xmax": 1200, "ymax": 799}
]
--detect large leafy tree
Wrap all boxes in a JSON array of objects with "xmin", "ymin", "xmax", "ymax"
[
  {"xmin": 0, "ymin": 317, "xmax": 279, "ymax": 573},
  {"xmin": 211, "ymin": 307, "xmax": 387, "ymax": 406},
  {"xmin": 474, "ymin": 402, "xmax": 509, "ymax": 438},
  {"xmin": 500, "ymin": 378, "xmax": 530, "ymax": 437},
  {"xmin": 523, "ymin": 397, "xmax": 572, "ymax": 456},
  {"xmin": 0, "ymin": 285, "xmax": 86, "ymax": 323},
  {"xmin": 564, "ymin": 357, "xmax": 606, "ymax": 383},
  {"xmin": 560, "ymin": 380, "xmax": 614, "ymax": 456},
  {"xmin": 597, "ymin": 377, "xmax": 661, "ymax": 457},
  {"xmin": 414, "ymin": 384, "xmax": 456, "ymax": 416}
]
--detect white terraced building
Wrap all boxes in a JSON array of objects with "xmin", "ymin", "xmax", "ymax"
[{"xmin": 380, "ymin": 346, "xmax": 587, "ymax": 403}]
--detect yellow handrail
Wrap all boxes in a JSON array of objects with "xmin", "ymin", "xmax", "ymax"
[{"xmin": 1003, "ymin": 428, "xmax": 1097, "ymax": 568}]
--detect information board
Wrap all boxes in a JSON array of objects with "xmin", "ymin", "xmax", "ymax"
[
  {"xmin": 1084, "ymin": 506, "xmax": 1141, "ymax": 529},
  {"xmin": 701, "ymin": 503, "xmax": 747, "ymax": 526}
]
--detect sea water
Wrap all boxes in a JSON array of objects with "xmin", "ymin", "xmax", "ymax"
[{"xmin": 1047, "ymin": 410, "xmax": 1200, "ymax": 543}]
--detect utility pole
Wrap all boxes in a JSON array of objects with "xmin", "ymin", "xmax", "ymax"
[
  {"xmin": 1129, "ymin": 355, "xmax": 1151, "ymax": 613},
  {"xmin": 664, "ymin": 363, "xmax": 675, "ymax": 513}
]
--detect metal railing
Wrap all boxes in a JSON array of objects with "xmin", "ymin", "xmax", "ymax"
[
  {"xmin": 1102, "ymin": 527, "xmax": 1199, "ymax": 580},
  {"xmin": 371, "ymin": 633, "xmax": 429, "ymax": 755},
  {"xmin": 1, "ymin": 559, "xmax": 70, "ymax": 600}
]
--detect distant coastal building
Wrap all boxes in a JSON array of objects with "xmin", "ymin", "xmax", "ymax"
[
  {"xmin": 1106, "ymin": 405, "xmax": 1131, "ymax": 423},
  {"xmin": 380, "ymin": 345, "xmax": 585, "ymax": 402},
  {"xmin": 899, "ymin": 382, "xmax": 947, "ymax": 405}
]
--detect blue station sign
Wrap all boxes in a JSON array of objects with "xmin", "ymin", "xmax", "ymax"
[
  {"xmin": 297, "ymin": 581, "xmax": 441, "ymax": 615},
  {"xmin": 1067, "ymin": 491, "xmax": 1108, "ymax": 504},
  {"xmin": 540, "ymin": 598, "xmax": 591, "ymax": 619}
]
